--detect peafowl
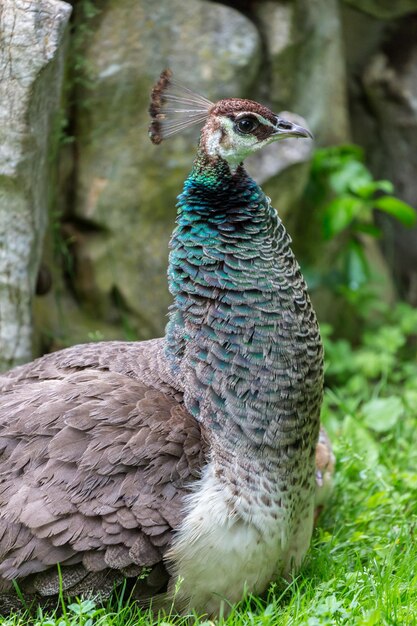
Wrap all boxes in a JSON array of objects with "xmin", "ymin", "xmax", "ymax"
[{"xmin": 0, "ymin": 70, "xmax": 334, "ymax": 616}]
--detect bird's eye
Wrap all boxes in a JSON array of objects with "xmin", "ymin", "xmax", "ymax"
[{"xmin": 235, "ymin": 116, "xmax": 259, "ymax": 134}]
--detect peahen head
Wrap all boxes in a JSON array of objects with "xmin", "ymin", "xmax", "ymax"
[
  {"xmin": 149, "ymin": 69, "xmax": 312, "ymax": 168},
  {"xmin": 200, "ymin": 100, "xmax": 312, "ymax": 166}
]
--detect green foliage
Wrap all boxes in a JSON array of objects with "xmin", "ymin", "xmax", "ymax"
[
  {"xmin": 304, "ymin": 145, "xmax": 416, "ymax": 303},
  {"xmin": 323, "ymin": 307, "xmax": 416, "ymax": 459},
  {"xmin": 313, "ymin": 145, "xmax": 415, "ymax": 239}
]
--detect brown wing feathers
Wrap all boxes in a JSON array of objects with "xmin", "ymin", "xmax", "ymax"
[{"xmin": 0, "ymin": 342, "xmax": 205, "ymax": 599}]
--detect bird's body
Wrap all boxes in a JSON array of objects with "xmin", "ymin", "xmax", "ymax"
[{"xmin": 0, "ymin": 72, "xmax": 333, "ymax": 615}]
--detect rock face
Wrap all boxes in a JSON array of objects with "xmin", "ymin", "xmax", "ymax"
[
  {"xmin": 343, "ymin": 0, "xmax": 417, "ymax": 19},
  {"xmin": 71, "ymin": 0, "xmax": 261, "ymax": 340},
  {"xmin": 255, "ymin": 0, "xmax": 350, "ymax": 145},
  {"xmin": 0, "ymin": 0, "xmax": 72, "ymax": 370},
  {"xmin": 355, "ymin": 18, "xmax": 417, "ymax": 303}
]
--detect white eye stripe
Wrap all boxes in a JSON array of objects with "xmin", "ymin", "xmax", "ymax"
[{"xmin": 255, "ymin": 115, "xmax": 276, "ymax": 129}]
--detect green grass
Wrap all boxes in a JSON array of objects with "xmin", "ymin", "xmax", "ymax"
[{"xmin": 1, "ymin": 302, "xmax": 416, "ymax": 625}]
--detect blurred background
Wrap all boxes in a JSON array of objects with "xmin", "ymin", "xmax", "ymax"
[{"xmin": 1, "ymin": 0, "xmax": 417, "ymax": 370}]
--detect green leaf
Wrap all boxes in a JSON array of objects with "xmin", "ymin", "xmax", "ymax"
[
  {"xmin": 363, "ymin": 325, "xmax": 406, "ymax": 354},
  {"xmin": 404, "ymin": 390, "xmax": 417, "ymax": 417},
  {"xmin": 352, "ymin": 222, "xmax": 382, "ymax": 237},
  {"xmin": 393, "ymin": 302, "xmax": 417, "ymax": 334},
  {"xmin": 361, "ymin": 396, "xmax": 404, "ymax": 433},
  {"xmin": 311, "ymin": 145, "xmax": 364, "ymax": 176},
  {"xmin": 374, "ymin": 196, "xmax": 416, "ymax": 227},
  {"xmin": 353, "ymin": 349, "xmax": 394, "ymax": 378},
  {"xmin": 343, "ymin": 239, "xmax": 370, "ymax": 290},
  {"xmin": 323, "ymin": 196, "xmax": 365, "ymax": 239},
  {"xmin": 323, "ymin": 338, "xmax": 354, "ymax": 377},
  {"xmin": 351, "ymin": 179, "xmax": 394, "ymax": 199},
  {"xmin": 329, "ymin": 160, "xmax": 372, "ymax": 196}
]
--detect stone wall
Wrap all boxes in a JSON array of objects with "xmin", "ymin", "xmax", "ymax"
[{"xmin": 0, "ymin": 0, "xmax": 72, "ymax": 370}]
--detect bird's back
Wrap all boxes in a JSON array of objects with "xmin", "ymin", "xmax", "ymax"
[{"xmin": 0, "ymin": 339, "xmax": 205, "ymax": 604}]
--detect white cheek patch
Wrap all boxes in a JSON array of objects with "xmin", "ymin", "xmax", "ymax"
[
  {"xmin": 205, "ymin": 128, "xmax": 223, "ymax": 158},
  {"xmin": 207, "ymin": 118, "xmax": 260, "ymax": 169},
  {"xmin": 203, "ymin": 115, "xmax": 277, "ymax": 173}
]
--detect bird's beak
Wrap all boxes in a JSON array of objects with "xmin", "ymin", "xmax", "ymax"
[{"xmin": 272, "ymin": 116, "xmax": 313, "ymax": 140}]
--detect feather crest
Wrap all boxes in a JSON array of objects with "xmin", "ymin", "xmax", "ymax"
[{"xmin": 149, "ymin": 69, "xmax": 213, "ymax": 145}]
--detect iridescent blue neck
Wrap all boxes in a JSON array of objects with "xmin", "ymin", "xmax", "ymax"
[
  {"xmin": 175, "ymin": 151, "xmax": 261, "ymax": 218},
  {"xmin": 166, "ymin": 150, "xmax": 272, "ymax": 365}
]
